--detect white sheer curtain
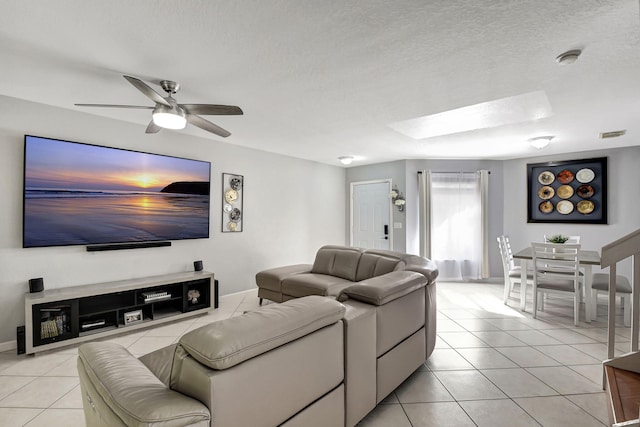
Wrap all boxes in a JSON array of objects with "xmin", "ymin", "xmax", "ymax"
[{"xmin": 419, "ymin": 170, "xmax": 489, "ymax": 281}]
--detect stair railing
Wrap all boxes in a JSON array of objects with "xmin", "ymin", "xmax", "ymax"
[{"xmin": 601, "ymin": 229, "xmax": 640, "ymax": 358}]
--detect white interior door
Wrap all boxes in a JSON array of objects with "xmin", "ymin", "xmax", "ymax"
[{"xmin": 351, "ymin": 180, "xmax": 391, "ymax": 250}]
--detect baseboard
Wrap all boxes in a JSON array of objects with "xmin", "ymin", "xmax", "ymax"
[
  {"xmin": 0, "ymin": 340, "xmax": 17, "ymax": 353},
  {"xmin": 227, "ymin": 288, "xmax": 258, "ymax": 297}
]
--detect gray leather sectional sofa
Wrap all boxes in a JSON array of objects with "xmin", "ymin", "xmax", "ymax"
[
  {"xmin": 77, "ymin": 246, "xmax": 438, "ymax": 426},
  {"xmin": 256, "ymin": 245, "xmax": 439, "ymax": 424}
]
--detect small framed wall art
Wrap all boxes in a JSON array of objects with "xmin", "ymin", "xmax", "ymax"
[
  {"xmin": 222, "ymin": 173, "xmax": 243, "ymax": 232},
  {"xmin": 527, "ymin": 157, "xmax": 607, "ymax": 224}
]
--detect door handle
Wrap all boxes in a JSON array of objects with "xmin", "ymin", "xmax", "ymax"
[{"xmin": 384, "ymin": 224, "xmax": 389, "ymax": 240}]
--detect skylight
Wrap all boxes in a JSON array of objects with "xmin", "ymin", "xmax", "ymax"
[{"xmin": 388, "ymin": 91, "xmax": 553, "ymax": 139}]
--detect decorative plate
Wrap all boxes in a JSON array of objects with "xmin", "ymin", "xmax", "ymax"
[
  {"xmin": 576, "ymin": 184, "xmax": 595, "ymax": 198},
  {"xmin": 538, "ymin": 171, "xmax": 555, "ymax": 185},
  {"xmin": 556, "ymin": 200, "xmax": 574, "ymax": 215},
  {"xmin": 227, "ymin": 221, "xmax": 238, "ymax": 231},
  {"xmin": 229, "ymin": 208, "xmax": 241, "ymax": 222},
  {"xmin": 538, "ymin": 186, "xmax": 555, "ymax": 200},
  {"xmin": 577, "ymin": 200, "xmax": 595, "ymax": 214},
  {"xmin": 557, "ymin": 169, "xmax": 575, "ymax": 184},
  {"xmin": 539, "ymin": 201, "xmax": 554, "ymax": 214},
  {"xmin": 576, "ymin": 168, "xmax": 595, "ymax": 183},
  {"xmin": 556, "ymin": 185, "xmax": 574, "ymax": 199},
  {"xmin": 229, "ymin": 177, "xmax": 242, "ymax": 190},
  {"xmin": 224, "ymin": 189, "xmax": 238, "ymax": 203},
  {"xmin": 223, "ymin": 203, "xmax": 233, "ymax": 213}
]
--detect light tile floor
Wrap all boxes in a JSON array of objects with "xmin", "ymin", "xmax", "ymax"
[
  {"xmin": 0, "ymin": 281, "xmax": 630, "ymax": 426},
  {"xmin": 357, "ymin": 281, "xmax": 632, "ymax": 427}
]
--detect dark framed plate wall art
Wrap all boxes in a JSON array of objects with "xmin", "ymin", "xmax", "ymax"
[
  {"xmin": 221, "ymin": 173, "xmax": 243, "ymax": 232},
  {"xmin": 527, "ymin": 157, "xmax": 607, "ymax": 224}
]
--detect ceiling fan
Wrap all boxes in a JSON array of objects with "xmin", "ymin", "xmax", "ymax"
[{"xmin": 75, "ymin": 75, "xmax": 243, "ymax": 137}]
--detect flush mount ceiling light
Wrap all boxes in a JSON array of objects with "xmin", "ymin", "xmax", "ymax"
[
  {"xmin": 388, "ymin": 91, "xmax": 553, "ymax": 139},
  {"xmin": 338, "ymin": 156, "xmax": 354, "ymax": 165},
  {"xmin": 529, "ymin": 136, "xmax": 554, "ymax": 149},
  {"xmin": 556, "ymin": 49, "xmax": 582, "ymax": 65}
]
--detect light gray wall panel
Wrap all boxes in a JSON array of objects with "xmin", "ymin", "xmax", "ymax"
[{"xmin": 0, "ymin": 96, "xmax": 345, "ymax": 344}]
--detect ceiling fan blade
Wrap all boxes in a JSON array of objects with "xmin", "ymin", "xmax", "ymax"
[
  {"xmin": 145, "ymin": 120, "xmax": 162, "ymax": 134},
  {"xmin": 187, "ymin": 114, "xmax": 231, "ymax": 137},
  {"xmin": 181, "ymin": 104, "xmax": 243, "ymax": 116},
  {"xmin": 123, "ymin": 75, "xmax": 171, "ymax": 107},
  {"xmin": 75, "ymin": 103, "xmax": 154, "ymax": 109}
]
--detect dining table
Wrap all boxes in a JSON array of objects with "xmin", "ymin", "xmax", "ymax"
[{"xmin": 512, "ymin": 247, "xmax": 601, "ymax": 322}]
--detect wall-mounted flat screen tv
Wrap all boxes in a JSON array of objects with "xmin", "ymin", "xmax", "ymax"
[{"xmin": 23, "ymin": 135, "xmax": 211, "ymax": 248}]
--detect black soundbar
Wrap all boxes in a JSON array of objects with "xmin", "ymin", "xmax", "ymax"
[{"xmin": 86, "ymin": 241, "xmax": 172, "ymax": 252}]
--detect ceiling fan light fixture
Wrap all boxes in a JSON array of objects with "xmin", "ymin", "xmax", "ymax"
[
  {"xmin": 528, "ymin": 136, "xmax": 554, "ymax": 149},
  {"xmin": 152, "ymin": 105, "xmax": 187, "ymax": 130}
]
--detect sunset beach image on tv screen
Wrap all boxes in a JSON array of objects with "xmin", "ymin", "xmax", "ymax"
[{"xmin": 23, "ymin": 136, "xmax": 211, "ymax": 247}]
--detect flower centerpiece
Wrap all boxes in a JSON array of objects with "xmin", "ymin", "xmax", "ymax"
[{"xmin": 546, "ymin": 234, "xmax": 569, "ymax": 244}]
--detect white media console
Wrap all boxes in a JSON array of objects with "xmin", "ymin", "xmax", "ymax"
[{"xmin": 24, "ymin": 271, "xmax": 215, "ymax": 354}]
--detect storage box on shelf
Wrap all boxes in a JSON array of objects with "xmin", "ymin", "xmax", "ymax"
[{"xmin": 25, "ymin": 271, "xmax": 215, "ymax": 354}]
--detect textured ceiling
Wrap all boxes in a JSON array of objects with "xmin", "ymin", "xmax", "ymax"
[{"xmin": 1, "ymin": 0, "xmax": 639, "ymax": 166}]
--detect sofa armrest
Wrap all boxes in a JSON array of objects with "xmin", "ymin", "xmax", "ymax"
[
  {"xmin": 337, "ymin": 271, "xmax": 426, "ymax": 306},
  {"xmin": 403, "ymin": 256, "xmax": 439, "ymax": 286},
  {"xmin": 77, "ymin": 342, "xmax": 210, "ymax": 427}
]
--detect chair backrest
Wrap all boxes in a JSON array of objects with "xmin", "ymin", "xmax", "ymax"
[
  {"xmin": 531, "ymin": 242, "xmax": 581, "ymax": 290},
  {"xmin": 503, "ymin": 236, "xmax": 517, "ymax": 269},
  {"xmin": 497, "ymin": 236, "xmax": 511, "ymax": 279}
]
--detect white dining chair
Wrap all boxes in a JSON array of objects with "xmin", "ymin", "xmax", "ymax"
[
  {"xmin": 531, "ymin": 242, "xmax": 582, "ymax": 326},
  {"xmin": 497, "ymin": 235, "xmax": 532, "ymax": 304},
  {"xmin": 591, "ymin": 273, "xmax": 632, "ymax": 327}
]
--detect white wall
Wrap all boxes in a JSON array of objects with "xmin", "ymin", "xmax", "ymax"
[
  {"xmin": 0, "ymin": 96, "xmax": 346, "ymax": 345},
  {"xmin": 503, "ymin": 146, "xmax": 640, "ymax": 278}
]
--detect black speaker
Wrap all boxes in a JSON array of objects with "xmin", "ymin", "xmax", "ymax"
[
  {"xmin": 16, "ymin": 326, "xmax": 25, "ymax": 355},
  {"xmin": 214, "ymin": 279, "xmax": 219, "ymax": 309},
  {"xmin": 194, "ymin": 260, "xmax": 203, "ymax": 271},
  {"xmin": 28, "ymin": 277, "xmax": 44, "ymax": 293}
]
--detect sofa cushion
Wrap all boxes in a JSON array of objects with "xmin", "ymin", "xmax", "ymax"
[
  {"xmin": 355, "ymin": 253, "xmax": 403, "ymax": 282},
  {"xmin": 282, "ymin": 273, "xmax": 353, "ymax": 297},
  {"xmin": 255, "ymin": 264, "xmax": 312, "ymax": 292},
  {"xmin": 311, "ymin": 245, "xmax": 362, "ymax": 281},
  {"xmin": 178, "ymin": 296, "xmax": 345, "ymax": 370}
]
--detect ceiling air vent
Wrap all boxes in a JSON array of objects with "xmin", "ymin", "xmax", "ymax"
[{"xmin": 599, "ymin": 130, "xmax": 626, "ymax": 139}]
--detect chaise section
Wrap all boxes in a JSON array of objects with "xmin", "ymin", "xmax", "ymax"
[{"xmin": 256, "ymin": 263, "xmax": 312, "ymax": 303}]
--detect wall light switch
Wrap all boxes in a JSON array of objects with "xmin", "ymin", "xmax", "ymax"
[{"xmin": 393, "ymin": 222, "xmax": 402, "ymax": 229}]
